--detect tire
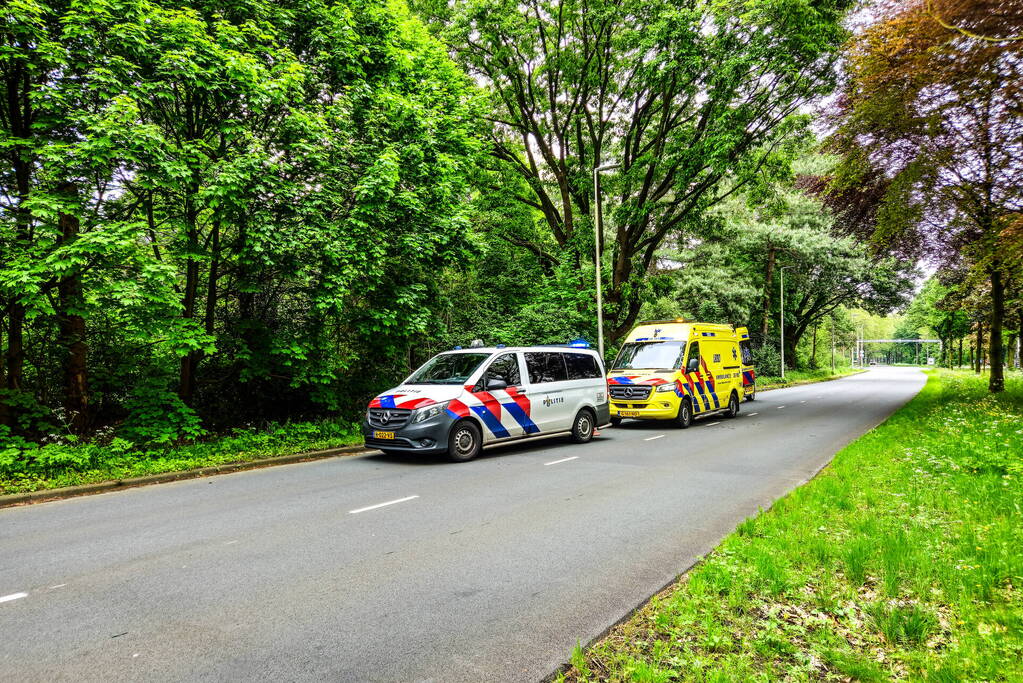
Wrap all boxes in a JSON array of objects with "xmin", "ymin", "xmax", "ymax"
[
  {"xmin": 725, "ymin": 391, "xmax": 740, "ymax": 418},
  {"xmin": 609, "ymin": 417, "xmax": 623, "ymax": 428},
  {"xmin": 447, "ymin": 420, "xmax": 482, "ymax": 462},
  {"xmin": 674, "ymin": 398, "xmax": 693, "ymax": 429},
  {"xmin": 745, "ymin": 383, "xmax": 756, "ymax": 402},
  {"xmin": 571, "ymin": 408, "xmax": 596, "ymax": 444}
]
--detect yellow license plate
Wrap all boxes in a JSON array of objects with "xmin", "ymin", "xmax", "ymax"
[
  {"xmin": 618, "ymin": 410, "xmax": 641, "ymax": 417},
  {"xmin": 373, "ymin": 431, "xmax": 395, "ymax": 440}
]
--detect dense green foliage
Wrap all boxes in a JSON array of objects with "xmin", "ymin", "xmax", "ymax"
[
  {"xmin": 560, "ymin": 370, "xmax": 1023, "ymax": 681},
  {"xmin": 3, "ymin": 0, "xmax": 917, "ymax": 461}
]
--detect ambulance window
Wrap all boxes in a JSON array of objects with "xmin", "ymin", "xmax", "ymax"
[
  {"xmin": 481, "ymin": 353, "xmax": 521, "ymax": 389},
  {"xmin": 525, "ymin": 352, "xmax": 569, "ymax": 383},
  {"xmin": 685, "ymin": 342, "xmax": 701, "ymax": 372},
  {"xmin": 565, "ymin": 353, "xmax": 601, "ymax": 380},
  {"xmin": 740, "ymin": 340, "xmax": 754, "ymax": 365}
]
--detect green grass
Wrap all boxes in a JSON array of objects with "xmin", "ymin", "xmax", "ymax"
[
  {"xmin": 558, "ymin": 370, "xmax": 1023, "ymax": 681},
  {"xmin": 757, "ymin": 367, "xmax": 864, "ymax": 391},
  {"xmin": 0, "ymin": 419, "xmax": 362, "ymax": 495}
]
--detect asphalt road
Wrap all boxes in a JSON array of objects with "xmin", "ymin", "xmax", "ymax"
[{"xmin": 0, "ymin": 367, "xmax": 924, "ymax": 682}]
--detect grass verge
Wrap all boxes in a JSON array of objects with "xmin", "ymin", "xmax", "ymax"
[
  {"xmin": 559, "ymin": 369, "xmax": 1023, "ymax": 681},
  {"xmin": 0, "ymin": 420, "xmax": 363, "ymax": 495}
]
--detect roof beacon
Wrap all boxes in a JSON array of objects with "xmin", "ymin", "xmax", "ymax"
[
  {"xmin": 469, "ymin": 339, "xmax": 485, "ymax": 348},
  {"xmin": 569, "ymin": 338, "xmax": 590, "ymax": 348}
]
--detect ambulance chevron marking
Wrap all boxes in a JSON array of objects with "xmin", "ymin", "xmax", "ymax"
[{"xmin": 700, "ymin": 358, "xmax": 721, "ymax": 409}]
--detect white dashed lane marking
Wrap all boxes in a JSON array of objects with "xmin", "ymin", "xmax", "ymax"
[
  {"xmin": 777, "ymin": 405, "xmax": 786, "ymax": 409},
  {"xmin": 748, "ymin": 412, "xmax": 759, "ymax": 416},
  {"xmin": 643, "ymin": 435, "xmax": 665, "ymax": 441},
  {"xmin": 0, "ymin": 592, "xmax": 28, "ymax": 604},
  {"xmin": 544, "ymin": 456, "xmax": 579, "ymax": 466},
  {"xmin": 349, "ymin": 495, "xmax": 419, "ymax": 515}
]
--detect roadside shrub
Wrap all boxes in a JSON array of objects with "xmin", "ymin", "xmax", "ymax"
[
  {"xmin": 119, "ymin": 382, "xmax": 207, "ymax": 446},
  {"xmin": 752, "ymin": 344, "xmax": 781, "ymax": 377}
]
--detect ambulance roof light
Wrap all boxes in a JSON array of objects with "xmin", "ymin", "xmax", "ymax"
[
  {"xmin": 469, "ymin": 339, "xmax": 484, "ymax": 348},
  {"xmin": 568, "ymin": 338, "xmax": 590, "ymax": 348},
  {"xmin": 453, "ymin": 345, "xmax": 462, "ymax": 350},
  {"xmin": 496, "ymin": 344, "xmax": 506, "ymax": 349}
]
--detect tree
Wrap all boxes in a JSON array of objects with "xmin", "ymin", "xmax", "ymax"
[
  {"xmin": 442, "ymin": 0, "xmax": 853, "ymax": 342},
  {"xmin": 830, "ymin": 0, "xmax": 1023, "ymax": 391}
]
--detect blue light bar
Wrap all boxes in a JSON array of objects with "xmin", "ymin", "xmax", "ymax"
[
  {"xmin": 496, "ymin": 344, "xmax": 506, "ymax": 349},
  {"xmin": 568, "ymin": 338, "xmax": 590, "ymax": 348},
  {"xmin": 453, "ymin": 345, "xmax": 462, "ymax": 350}
]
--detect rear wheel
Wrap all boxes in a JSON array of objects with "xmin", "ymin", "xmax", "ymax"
[
  {"xmin": 725, "ymin": 391, "xmax": 740, "ymax": 418},
  {"xmin": 609, "ymin": 417, "xmax": 623, "ymax": 428},
  {"xmin": 571, "ymin": 408, "xmax": 596, "ymax": 443},
  {"xmin": 674, "ymin": 398, "xmax": 693, "ymax": 429},
  {"xmin": 447, "ymin": 420, "xmax": 482, "ymax": 462}
]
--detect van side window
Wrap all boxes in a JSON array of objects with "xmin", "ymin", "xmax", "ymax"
[
  {"xmin": 685, "ymin": 342, "xmax": 701, "ymax": 373},
  {"xmin": 740, "ymin": 340, "xmax": 754, "ymax": 365},
  {"xmin": 481, "ymin": 353, "xmax": 521, "ymax": 389},
  {"xmin": 525, "ymin": 352, "xmax": 568, "ymax": 383},
  {"xmin": 565, "ymin": 353, "xmax": 601, "ymax": 380}
]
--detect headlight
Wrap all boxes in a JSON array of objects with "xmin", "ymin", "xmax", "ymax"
[
  {"xmin": 656, "ymin": 383, "xmax": 677, "ymax": 392},
  {"xmin": 412, "ymin": 401, "xmax": 450, "ymax": 424}
]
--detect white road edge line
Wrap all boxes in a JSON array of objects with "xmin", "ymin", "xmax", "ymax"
[
  {"xmin": 0, "ymin": 592, "xmax": 28, "ymax": 604},
  {"xmin": 349, "ymin": 495, "xmax": 419, "ymax": 515},
  {"xmin": 643, "ymin": 435, "xmax": 665, "ymax": 441},
  {"xmin": 544, "ymin": 456, "xmax": 579, "ymax": 466}
]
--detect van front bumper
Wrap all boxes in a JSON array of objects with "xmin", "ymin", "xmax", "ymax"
[
  {"xmin": 610, "ymin": 400, "xmax": 679, "ymax": 420},
  {"xmin": 362, "ymin": 415, "xmax": 452, "ymax": 454}
]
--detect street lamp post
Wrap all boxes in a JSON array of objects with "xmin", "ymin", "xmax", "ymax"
[
  {"xmin": 779, "ymin": 265, "xmax": 792, "ymax": 379},
  {"xmin": 593, "ymin": 163, "xmax": 619, "ymax": 359}
]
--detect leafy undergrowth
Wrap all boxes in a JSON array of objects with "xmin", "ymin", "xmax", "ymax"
[
  {"xmin": 559, "ymin": 370, "xmax": 1023, "ymax": 681},
  {"xmin": 757, "ymin": 367, "xmax": 864, "ymax": 391},
  {"xmin": 0, "ymin": 420, "xmax": 362, "ymax": 495}
]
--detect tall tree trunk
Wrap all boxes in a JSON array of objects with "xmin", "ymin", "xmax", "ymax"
[
  {"xmin": 958, "ymin": 336, "xmax": 963, "ymax": 369},
  {"xmin": 988, "ymin": 267, "xmax": 1005, "ymax": 392},
  {"xmin": 975, "ymin": 323, "xmax": 984, "ymax": 373},
  {"xmin": 56, "ymin": 182, "xmax": 89, "ymax": 433},
  {"xmin": 759, "ymin": 246, "xmax": 777, "ymax": 342},
  {"xmin": 810, "ymin": 324, "xmax": 818, "ymax": 369},
  {"xmin": 179, "ymin": 187, "xmax": 201, "ymax": 404}
]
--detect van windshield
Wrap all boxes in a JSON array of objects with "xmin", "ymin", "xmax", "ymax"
[
  {"xmin": 612, "ymin": 341, "xmax": 686, "ymax": 371},
  {"xmin": 406, "ymin": 352, "xmax": 491, "ymax": 385}
]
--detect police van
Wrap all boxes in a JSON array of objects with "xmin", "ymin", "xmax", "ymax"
[
  {"xmin": 608, "ymin": 320, "xmax": 755, "ymax": 428},
  {"xmin": 363, "ymin": 343, "xmax": 610, "ymax": 462}
]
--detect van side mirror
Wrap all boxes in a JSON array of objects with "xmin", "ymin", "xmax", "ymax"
[
  {"xmin": 487, "ymin": 378, "xmax": 508, "ymax": 391},
  {"xmin": 687, "ymin": 358, "xmax": 700, "ymax": 373}
]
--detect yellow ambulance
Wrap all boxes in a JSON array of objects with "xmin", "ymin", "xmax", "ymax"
[{"xmin": 607, "ymin": 320, "xmax": 755, "ymax": 428}]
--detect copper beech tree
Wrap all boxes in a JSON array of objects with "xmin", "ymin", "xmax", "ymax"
[{"xmin": 830, "ymin": 0, "xmax": 1023, "ymax": 392}]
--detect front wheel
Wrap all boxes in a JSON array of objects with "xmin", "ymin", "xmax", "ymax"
[
  {"xmin": 674, "ymin": 398, "xmax": 693, "ymax": 429},
  {"xmin": 571, "ymin": 409, "xmax": 596, "ymax": 443},
  {"xmin": 447, "ymin": 420, "xmax": 482, "ymax": 462},
  {"xmin": 725, "ymin": 391, "xmax": 740, "ymax": 418}
]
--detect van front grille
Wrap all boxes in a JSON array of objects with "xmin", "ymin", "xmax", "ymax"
[
  {"xmin": 367, "ymin": 408, "xmax": 411, "ymax": 429},
  {"xmin": 608, "ymin": 385, "xmax": 652, "ymax": 401}
]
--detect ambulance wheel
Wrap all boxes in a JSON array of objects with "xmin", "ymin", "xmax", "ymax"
[
  {"xmin": 571, "ymin": 408, "xmax": 596, "ymax": 443},
  {"xmin": 447, "ymin": 420, "xmax": 482, "ymax": 462},
  {"xmin": 725, "ymin": 391, "xmax": 740, "ymax": 418},
  {"xmin": 745, "ymin": 384, "xmax": 756, "ymax": 402},
  {"xmin": 610, "ymin": 417, "xmax": 623, "ymax": 428},
  {"xmin": 675, "ymin": 398, "xmax": 693, "ymax": 429}
]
